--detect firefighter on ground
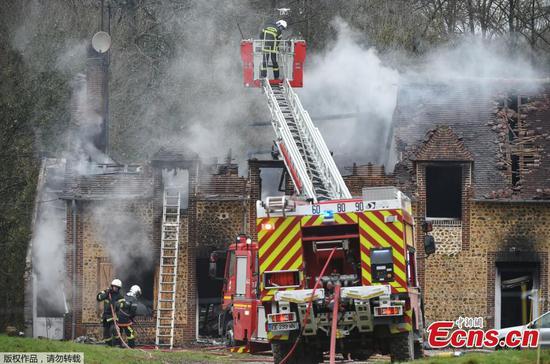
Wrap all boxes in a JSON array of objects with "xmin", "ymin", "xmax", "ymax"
[
  {"xmin": 96, "ymin": 279, "xmax": 124, "ymax": 346},
  {"xmin": 115, "ymin": 284, "xmax": 141, "ymax": 348},
  {"xmin": 260, "ymin": 19, "xmax": 287, "ymax": 79}
]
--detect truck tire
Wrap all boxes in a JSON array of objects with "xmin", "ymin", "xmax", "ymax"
[
  {"xmin": 350, "ymin": 349, "xmax": 373, "ymax": 361},
  {"xmin": 390, "ymin": 331, "xmax": 415, "ymax": 362},
  {"xmin": 414, "ymin": 335, "xmax": 424, "ymax": 359},
  {"xmin": 272, "ymin": 340, "xmax": 319, "ymax": 364},
  {"xmin": 272, "ymin": 341, "xmax": 292, "ymax": 364}
]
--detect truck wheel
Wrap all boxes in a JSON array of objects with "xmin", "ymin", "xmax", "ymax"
[
  {"xmin": 272, "ymin": 341, "xmax": 292, "ymax": 364},
  {"xmin": 350, "ymin": 349, "xmax": 373, "ymax": 361},
  {"xmin": 225, "ymin": 320, "xmax": 235, "ymax": 347},
  {"xmin": 272, "ymin": 340, "xmax": 315, "ymax": 364},
  {"xmin": 390, "ymin": 331, "xmax": 415, "ymax": 362},
  {"xmin": 414, "ymin": 336, "xmax": 424, "ymax": 358}
]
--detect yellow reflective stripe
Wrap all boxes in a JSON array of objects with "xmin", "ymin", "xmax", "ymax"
[
  {"xmin": 259, "ymin": 217, "xmax": 295, "ymax": 257},
  {"xmin": 117, "ymin": 298, "xmax": 125, "ymax": 303},
  {"xmin": 263, "ymin": 28, "xmax": 278, "ymax": 36},
  {"xmin": 379, "ymin": 210, "xmax": 404, "ymax": 233},
  {"xmin": 127, "ymin": 327, "xmax": 135, "ymax": 339},
  {"xmin": 289, "ymin": 254, "xmax": 303, "ymax": 270},
  {"xmin": 271, "ymin": 238, "xmax": 301, "ymax": 272},
  {"xmin": 261, "ymin": 222, "xmax": 300, "ymax": 271},
  {"xmin": 366, "ymin": 211, "xmax": 403, "ymax": 243},
  {"xmin": 363, "ymin": 216, "xmax": 406, "ymax": 267}
]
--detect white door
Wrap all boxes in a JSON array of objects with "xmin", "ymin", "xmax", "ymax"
[
  {"xmin": 257, "ymin": 306, "xmax": 267, "ymax": 339},
  {"xmin": 236, "ymin": 257, "xmax": 247, "ymax": 296}
]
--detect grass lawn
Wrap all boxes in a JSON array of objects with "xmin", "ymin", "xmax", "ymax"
[
  {"xmin": 0, "ymin": 335, "xmax": 234, "ymax": 363},
  {"xmin": 413, "ymin": 348, "xmax": 550, "ymax": 364},
  {"xmin": 2, "ymin": 334, "xmax": 550, "ymax": 363}
]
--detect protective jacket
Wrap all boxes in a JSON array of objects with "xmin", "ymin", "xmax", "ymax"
[
  {"xmin": 96, "ymin": 288, "xmax": 124, "ymax": 321},
  {"xmin": 260, "ymin": 23, "xmax": 282, "ymax": 53},
  {"xmin": 116, "ymin": 293, "xmax": 139, "ymax": 325}
]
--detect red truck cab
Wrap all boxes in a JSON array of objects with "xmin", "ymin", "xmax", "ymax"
[{"xmin": 210, "ymin": 235, "xmax": 268, "ymax": 350}]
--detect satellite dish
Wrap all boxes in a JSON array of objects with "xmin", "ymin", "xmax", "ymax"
[{"xmin": 91, "ymin": 31, "xmax": 111, "ymax": 53}]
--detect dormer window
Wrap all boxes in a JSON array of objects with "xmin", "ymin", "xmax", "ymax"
[{"xmin": 426, "ymin": 165, "xmax": 462, "ymax": 220}]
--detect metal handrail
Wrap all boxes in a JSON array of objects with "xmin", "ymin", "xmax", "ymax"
[
  {"xmin": 262, "ymin": 80, "xmax": 317, "ymax": 201},
  {"xmin": 282, "ymin": 80, "xmax": 352, "ymax": 199}
]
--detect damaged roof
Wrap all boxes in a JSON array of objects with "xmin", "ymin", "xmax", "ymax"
[
  {"xmin": 391, "ymin": 80, "xmax": 550, "ymax": 200},
  {"xmin": 198, "ymin": 162, "xmax": 247, "ymax": 199},
  {"xmin": 61, "ymin": 161, "xmax": 153, "ymax": 200}
]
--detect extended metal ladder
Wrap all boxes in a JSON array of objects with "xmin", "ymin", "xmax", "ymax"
[
  {"xmin": 262, "ymin": 79, "xmax": 351, "ymax": 202},
  {"xmin": 155, "ymin": 189, "xmax": 181, "ymax": 349}
]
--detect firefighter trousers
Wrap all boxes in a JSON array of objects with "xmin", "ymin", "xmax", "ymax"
[
  {"xmin": 116, "ymin": 324, "xmax": 136, "ymax": 348},
  {"xmin": 261, "ymin": 52, "xmax": 279, "ymax": 79},
  {"xmin": 102, "ymin": 318, "xmax": 115, "ymax": 346}
]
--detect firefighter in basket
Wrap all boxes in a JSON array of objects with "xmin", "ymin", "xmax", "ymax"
[{"xmin": 260, "ymin": 20, "xmax": 287, "ymax": 79}]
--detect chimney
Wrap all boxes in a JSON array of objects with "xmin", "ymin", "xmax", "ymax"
[{"xmin": 86, "ymin": 46, "xmax": 109, "ymax": 153}]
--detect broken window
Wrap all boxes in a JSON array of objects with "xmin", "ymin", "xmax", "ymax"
[
  {"xmin": 500, "ymin": 94, "xmax": 539, "ymax": 189},
  {"xmin": 162, "ymin": 168, "xmax": 189, "ymax": 209},
  {"xmin": 425, "ymin": 165, "xmax": 462, "ymax": 219}
]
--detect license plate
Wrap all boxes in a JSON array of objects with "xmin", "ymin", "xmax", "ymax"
[{"xmin": 268, "ymin": 322, "xmax": 299, "ymax": 332}]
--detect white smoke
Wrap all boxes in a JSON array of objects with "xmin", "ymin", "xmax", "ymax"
[
  {"xmin": 296, "ymin": 19, "xmax": 544, "ymax": 171},
  {"xmin": 65, "ymin": 73, "xmax": 113, "ymax": 172},
  {"xmin": 31, "ymin": 160, "xmax": 67, "ymax": 316},
  {"xmin": 89, "ymin": 201, "xmax": 154, "ymax": 283},
  {"xmin": 299, "ymin": 19, "xmax": 399, "ymax": 167}
]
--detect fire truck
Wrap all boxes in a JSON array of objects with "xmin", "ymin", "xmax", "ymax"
[{"xmin": 209, "ymin": 38, "xmax": 434, "ymax": 363}]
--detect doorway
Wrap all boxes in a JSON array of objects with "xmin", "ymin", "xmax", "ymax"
[{"xmin": 495, "ymin": 262, "xmax": 539, "ymax": 329}]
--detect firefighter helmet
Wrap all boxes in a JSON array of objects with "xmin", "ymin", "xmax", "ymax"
[
  {"xmin": 130, "ymin": 285, "xmax": 142, "ymax": 297},
  {"xmin": 276, "ymin": 20, "xmax": 287, "ymax": 30},
  {"xmin": 111, "ymin": 279, "xmax": 122, "ymax": 288}
]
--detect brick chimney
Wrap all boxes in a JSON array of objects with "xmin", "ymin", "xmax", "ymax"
[{"xmin": 86, "ymin": 46, "xmax": 109, "ymax": 153}]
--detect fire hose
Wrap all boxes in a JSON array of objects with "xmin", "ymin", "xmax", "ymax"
[
  {"xmin": 108, "ymin": 293, "xmax": 152, "ymax": 358},
  {"xmin": 279, "ymin": 247, "xmax": 337, "ymax": 364},
  {"xmin": 108, "ymin": 292, "xmax": 131, "ymax": 349},
  {"xmin": 109, "ymin": 301, "xmax": 131, "ymax": 349}
]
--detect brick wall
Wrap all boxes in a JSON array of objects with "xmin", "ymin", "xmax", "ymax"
[
  {"xmin": 414, "ymin": 162, "xmax": 473, "ymax": 289},
  {"xmin": 196, "ymin": 199, "xmax": 247, "ymax": 257},
  {"xmin": 64, "ymin": 199, "xmax": 157, "ymax": 340},
  {"xmin": 247, "ymin": 163, "xmax": 261, "ymax": 240},
  {"xmin": 343, "ymin": 163, "xmax": 396, "ymax": 196},
  {"xmin": 423, "ymin": 201, "xmax": 550, "ymax": 327}
]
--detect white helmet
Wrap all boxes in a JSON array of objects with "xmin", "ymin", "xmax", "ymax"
[
  {"xmin": 276, "ymin": 20, "xmax": 287, "ymax": 30},
  {"xmin": 111, "ymin": 279, "xmax": 122, "ymax": 288},
  {"xmin": 130, "ymin": 285, "xmax": 142, "ymax": 296}
]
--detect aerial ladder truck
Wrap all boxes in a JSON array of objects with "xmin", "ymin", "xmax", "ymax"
[{"xmin": 210, "ymin": 38, "xmax": 432, "ymax": 363}]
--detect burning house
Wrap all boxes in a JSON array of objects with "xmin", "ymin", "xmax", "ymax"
[
  {"xmin": 379, "ymin": 80, "xmax": 550, "ymax": 329},
  {"xmin": 24, "ymin": 44, "xmax": 550, "ymax": 344}
]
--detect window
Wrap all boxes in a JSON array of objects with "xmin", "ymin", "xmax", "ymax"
[
  {"xmin": 426, "ymin": 165, "xmax": 462, "ymax": 219},
  {"xmin": 235, "ymin": 257, "xmax": 248, "ymax": 296},
  {"xmin": 162, "ymin": 168, "xmax": 189, "ymax": 209},
  {"xmin": 407, "ymin": 248, "xmax": 417, "ymax": 287},
  {"xmin": 226, "ymin": 251, "xmax": 236, "ymax": 279}
]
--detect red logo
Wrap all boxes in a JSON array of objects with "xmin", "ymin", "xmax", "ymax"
[{"xmin": 427, "ymin": 320, "xmax": 539, "ymax": 349}]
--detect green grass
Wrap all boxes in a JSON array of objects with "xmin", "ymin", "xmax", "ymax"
[
  {"xmin": 0, "ymin": 335, "xmax": 232, "ymax": 363},
  {"xmin": 3, "ymin": 335, "xmax": 550, "ymax": 363},
  {"xmin": 413, "ymin": 348, "xmax": 550, "ymax": 364}
]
